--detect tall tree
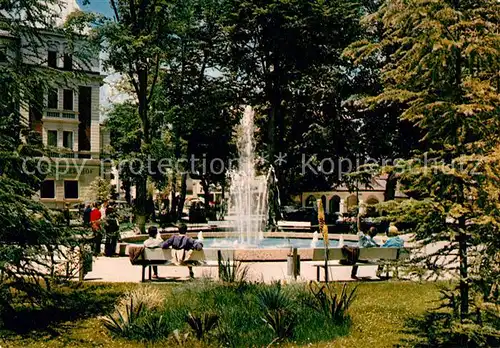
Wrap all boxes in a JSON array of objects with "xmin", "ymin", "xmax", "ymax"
[
  {"xmin": 104, "ymin": 101, "xmax": 142, "ymax": 203},
  {"xmin": 221, "ymin": 0, "xmax": 366, "ymax": 201},
  {"xmin": 153, "ymin": 0, "xmax": 236, "ymax": 218},
  {"xmin": 346, "ymin": 0, "xmax": 500, "ymax": 344},
  {"xmin": 97, "ymin": 0, "xmax": 172, "ymax": 232},
  {"xmin": 0, "ymin": 0, "xmax": 94, "ymax": 320}
]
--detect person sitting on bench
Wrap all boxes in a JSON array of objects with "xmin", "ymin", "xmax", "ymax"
[
  {"xmin": 162, "ymin": 223, "xmax": 203, "ymax": 278},
  {"xmin": 382, "ymin": 223, "xmax": 404, "ymax": 248},
  {"xmin": 144, "ymin": 226, "xmax": 163, "ymax": 278},
  {"xmin": 351, "ymin": 227, "xmax": 379, "ymax": 278},
  {"xmin": 376, "ymin": 223, "xmax": 404, "ymax": 277},
  {"xmin": 358, "ymin": 226, "xmax": 379, "ymax": 248}
]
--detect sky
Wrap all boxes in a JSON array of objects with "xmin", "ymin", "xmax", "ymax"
[{"xmin": 77, "ymin": 0, "xmax": 113, "ymax": 18}]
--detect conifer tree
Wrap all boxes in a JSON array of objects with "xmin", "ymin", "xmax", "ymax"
[
  {"xmin": 0, "ymin": 0, "xmax": 92, "ymax": 318},
  {"xmin": 345, "ymin": 0, "xmax": 500, "ymax": 344}
]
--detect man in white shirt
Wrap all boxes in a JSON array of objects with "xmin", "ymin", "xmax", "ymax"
[
  {"xmin": 144, "ymin": 226, "xmax": 163, "ymax": 278},
  {"xmin": 100, "ymin": 201, "xmax": 108, "ymax": 219}
]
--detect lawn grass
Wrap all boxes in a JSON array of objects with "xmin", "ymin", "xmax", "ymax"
[{"xmin": 2, "ymin": 281, "xmax": 441, "ymax": 348}]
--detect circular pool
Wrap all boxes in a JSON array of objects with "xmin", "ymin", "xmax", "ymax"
[
  {"xmin": 199, "ymin": 237, "xmax": 356, "ymax": 249},
  {"xmin": 131, "ymin": 237, "xmax": 357, "ymax": 249}
]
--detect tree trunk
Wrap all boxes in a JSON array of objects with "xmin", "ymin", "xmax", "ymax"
[
  {"xmin": 123, "ymin": 180, "xmax": 131, "ymax": 204},
  {"xmin": 201, "ymin": 178, "xmax": 211, "ymax": 222},
  {"xmin": 384, "ymin": 172, "xmax": 397, "ymax": 201},
  {"xmin": 176, "ymin": 173, "xmax": 187, "ymax": 222},
  {"xmin": 458, "ymin": 218, "xmax": 469, "ymax": 319},
  {"xmin": 134, "ymin": 68, "xmax": 150, "ymax": 234},
  {"xmin": 170, "ymin": 171, "xmax": 177, "ymax": 219},
  {"xmin": 201, "ymin": 178, "xmax": 210, "ymax": 211},
  {"xmin": 135, "ymin": 176, "xmax": 147, "ymax": 233}
]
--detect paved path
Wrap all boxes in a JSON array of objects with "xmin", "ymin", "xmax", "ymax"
[
  {"xmin": 85, "ymin": 256, "xmax": 390, "ymax": 283},
  {"xmin": 84, "ymin": 239, "xmax": 454, "ymax": 283}
]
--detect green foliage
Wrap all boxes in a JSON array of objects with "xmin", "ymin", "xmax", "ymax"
[
  {"xmin": 258, "ymin": 281, "xmax": 297, "ymax": 343},
  {"xmin": 303, "ymin": 282, "xmax": 357, "ymax": 324},
  {"xmin": 221, "ymin": 0, "xmax": 369, "ymax": 198},
  {"xmin": 156, "ymin": 280, "xmax": 349, "ymax": 347},
  {"xmin": 217, "ymin": 257, "xmax": 249, "ymax": 284},
  {"xmin": 102, "ymin": 299, "xmax": 145, "ymax": 337},
  {"xmin": 84, "ymin": 176, "xmax": 112, "ymax": 203},
  {"xmin": 186, "ymin": 311, "xmax": 219, "ymax": 340},
  {"xmin": 257, "ymin": 281, "xmax": 293, "ymax": 312},
  {"xmin": 0, "ymin": 282, "xmax": 125, "ymax": 334},
  {"xmin": 346, "ymin": 0, "xmax": 500, "ymax": 343}
]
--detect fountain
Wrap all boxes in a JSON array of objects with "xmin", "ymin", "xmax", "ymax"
[
  {"xmin": 311, "ymin": 231, "xmax": 319, "ymax": 247},
  {"xmin": 228, "ymin": 106, "xmax": 268, "ymax": 245},
  {"xmin": 123, "ymin": 106, "xmax": 355, "ymax": 255}
]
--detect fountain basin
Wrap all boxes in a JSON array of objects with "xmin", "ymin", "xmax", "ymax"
[{"xmin": 121, "ymin": 231, "xmax": 359, "ymax": 261}]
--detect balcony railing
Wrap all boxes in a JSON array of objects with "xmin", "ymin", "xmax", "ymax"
[
  {"xmin": 46, "ymin": 150, "xmax": 100, "ymax": 159},
  {"xmin": 43, "ymin": 109, "xmax": 79, "ymax": 120}
]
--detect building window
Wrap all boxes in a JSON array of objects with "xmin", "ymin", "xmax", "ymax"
[
  {"xmin": 0, "ymin": 46, "xmax": 7, "ymax": 62},
  {"xmin": 29, "ymin": 92, "xmax": 43, "ymax": 123},
  {"xmin": 40, "ymin": 180, "xmax": 55, "ymax": 199},
  {"xmin": 47, "ymin": 130, "xmax": 58, "ymax": 147},
  {"xmin": 63, "ymin": 53, "xmax": 72, "ymax": 70},
  {"xmin": 48, "ymin": 50, "xmax": 57, "ymax": 68},
  {"xmin": 63, "ymin": 131, "xmax": 73, "ymax": 149},
  {"xmin": 48, "ymin": 89, "xmax": 58, "ymax": 109},
  {"xmin": 64, "ymin": 181, "xmax": 78, "ymax": 199},
  {"xmin": 63, "ymin": 89, "xmax": 73, "ymax": 110}
]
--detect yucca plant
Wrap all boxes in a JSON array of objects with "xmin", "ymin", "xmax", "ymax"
[
  {"xmin": 101, "ymin": 299, "xmax": 144, "ymax": 337},
  {"xmin": 261, "ymin": 308, "xmax": 297, "ymax": 344},
  {"xmin": 186, "ymin": 311, "xmax": 219, "ymax": 339},
  {"xmin": 305, "ymin": 282, "xmax": 357, "ymax": 324},
  {"xmin": 258, "ymin": 282, "xmax": 297, "ymax": 344},
  {"xmin": 139, "ymin": 313, "xmax": 170, "ymax": 341},
  {"xmin": 258, "ymin": 281, "xmax": 292, "ymax": 311},
  {"xmin": 218, "ymin": 257, "xmax": 249, "ymax": 283}
]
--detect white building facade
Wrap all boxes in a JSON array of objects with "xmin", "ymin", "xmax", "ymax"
[{"xmin": 1, "ymin": 1, "xmax": 110, "ymax": 209}]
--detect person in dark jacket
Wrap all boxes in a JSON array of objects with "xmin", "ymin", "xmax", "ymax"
[
  {"xmin": 83, "ymin": 204, "xmax": 92, "ymax": 226},
  {"xmin": 104, "ymin": 205, "xmax": 120, "ymax": 257},
  {"xmin": 162, "ymin": 223, "xmax": 203, "ymax": 278}
]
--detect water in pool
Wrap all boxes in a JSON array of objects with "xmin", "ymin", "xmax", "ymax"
[{"xmin": 198, "ymin": 238, "xmax": 356, "ymax": 249}]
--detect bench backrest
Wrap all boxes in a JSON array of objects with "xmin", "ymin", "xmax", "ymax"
[
  {"xmin": 277, "ymin": 221, "xmax": 312, "ymax": 227},
  {"xmin": 143, "ymin": 248, "xmax": 234, "ymax": 261},
  {"xmin": 311, "ymin": 247, "xmax": 407, "ymax": 261}
]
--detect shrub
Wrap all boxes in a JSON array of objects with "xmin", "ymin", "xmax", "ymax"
[
  {"xmin": 102, "ymin": 299, "xmax": 144, "ymax": 338},
  {"xmin": 118, "ymin": 285, "xmax": 164, "ymax": 312},
  {"xmin": 186, "ymin": 311, "xmax": 219, "ymax": 339},
  {"xmin": 258, "ymin": 281, "xmax": 297, "ymax": 344},
  {"xmin": 102, "ymin": 298, "xmax": 170, "ymax": 342},
  {"xmin": 136, "ymin": 312, "xmax": 171, "ymax": 341},
  {"xmin": 303, "ymin": 282, "xmax": 357, "ymax": 324},
  {"xmin": 218, "ymin": 257, "xmax": 249, "ymax": 284},
  {"xmin": 258, "ymin": 281, "xmax": 292, "ymax": 311}
]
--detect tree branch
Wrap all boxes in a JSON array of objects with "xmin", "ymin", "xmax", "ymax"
[
  {"xmin": 147, "ymin": 53, "xmax": 160, "ymax": 104},
  {"xmin": 110, "ymin": 0, "xmax": 120, "ymax": 21}
]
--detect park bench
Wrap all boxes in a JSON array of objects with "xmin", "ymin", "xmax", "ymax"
[
  {"xmin": 129, "ymin": 246, "xmax": 235, "ymax": 282},
  {"xmin": 308, "ymin": 247, "xmax": 410, "ymax": 281},
  {"xmin": 277, "ymin": 221, "xmax": 312, "ymax": 231}
]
